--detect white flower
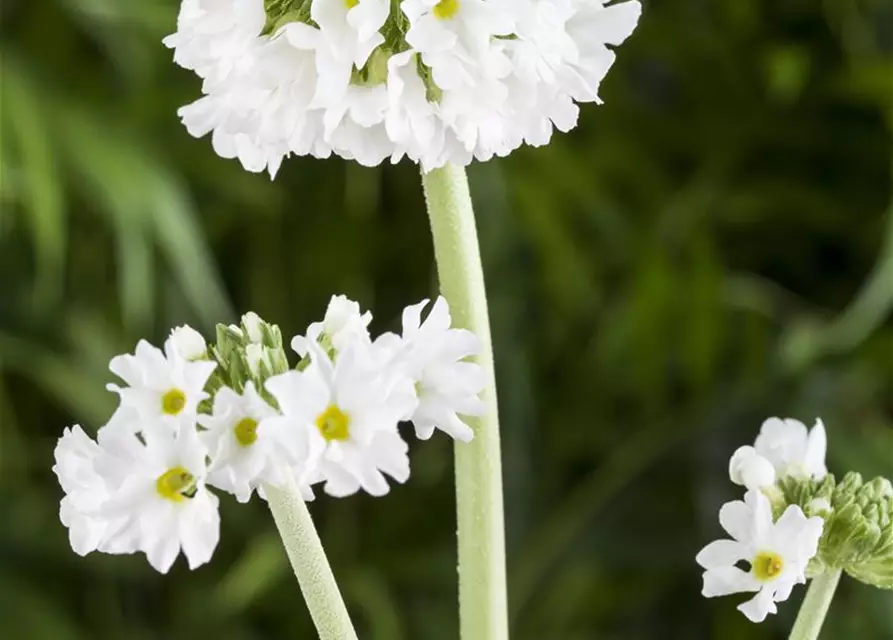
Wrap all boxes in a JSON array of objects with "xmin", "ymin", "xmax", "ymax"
[
  {"xmin": 264, "ymin": 329, "xmax": 415, "ymax": 497},
  {"xmin": 169, "ymin": 325, "xmax": 208, "ymax": 361},
  {"xmin": 199, "ymin": 382, "xmax": 288, "ymax": 502},
  {"xmin": 241, "ymin": 311, "xmax": 265, "ymax": 343},
  {"xmin": 97, "ymin": 421, "xmax": 220, "ymax": 573},
  {"xmin": 402, "ymin": 0, "xmax": 513, "ymax": 91},
  {"xmin": 107, "ymin": 339, "xmax": 217, "ymax": 433},
  {"xmin": 55, "ymin": 421, "xmax": 221, "ymax": 573},
  {"xmin": 696, "ymin": 490, "xmax": 824, "ymax": 623},
  {"xmin": 171, "ymin": 0, "xmax": 641, "ymax": 173},
  {"xmin": 308, "ymin": 294, "xmax": 374, "ymax": 353},
  {"xmin": 163, "ymin": 0, "xmax": 266, "ymax": 89},
  {"xmin": 312, "ymin": 0, "xmax": 389, "ymax": 72},
  {"xmin": 754, "ymin": 418, "xmax": 828, "ymax": 481},
  {"xmin": 729, "ymin": 445, "xmax": 777, "ymax": 490},
  {"xmin": 53, "ymin": 426, "xmax": 120, "ymax": 556},
  {"xmin": 397, "ymin": 297, "xmax": 484, "ymax": 442}
]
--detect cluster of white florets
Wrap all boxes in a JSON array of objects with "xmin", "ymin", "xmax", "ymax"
[
  {"xmin": 696, "ymin": 418, "xmax": 829, "ymax": 622},
  {"xmin": 53, "ymin": 295, "xmax": 484, "ymax": 573},
  {"xmin": 164, "ymin": 0, "xmax": 641, "ymax": 177}
]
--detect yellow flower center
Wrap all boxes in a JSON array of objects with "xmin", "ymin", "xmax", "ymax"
[
  {"xmin": 161, "ymin": 388, "xmax": 187, "ymax": 415},
  {"xmin": 345, "ymin": 0, "xmax": 358, "ymax": 8},
  {"xmin": 433, "ymin": 0, "xmax": 459, "ymax": 20},
  {"xmin": 752, "ymin": 551, "xmax": 785, "ymax": 582},
  {"xmin": 315, "ymin": 405, "xmax": 350, "ymax": 441},
  {"xmin": 234, "ymin": 417, "xmax": 259, "ymax": 447},
  {"xmin": 156, "ymin": 466, "xmax": 196, "ymax": 502}
]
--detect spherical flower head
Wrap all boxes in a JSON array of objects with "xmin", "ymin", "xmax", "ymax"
[
  {"xmin": 729, "ymin": 445, "xmax": 777, "ymax": 491},
  {"xmin": 696, "ymin": 490, "xmax": 824, "ymax": 623},
  {"xmin": 397, "ymin": 296, "xmax": 485, "ymax": 443},
  {"xmin": 754, "ymin": 417, "xmax": 827, "ymax": 482},
  {"xmin": 96, "ymin": 420, "xmax": 221, "ymax": 573},
  {"xmin": 106, "ymin": 338, "xmax": 217, "ymax": 432},
  {"xmin": 199, "ymin": 382, "xmax": 287, "ymax": 502},
  {"xmin": 169, "ymin": 325, "xmax": 208, "ymax": 361},
  {"xmin": 265, "ymin": 328, "xmax": 414, "ymax": 497}
]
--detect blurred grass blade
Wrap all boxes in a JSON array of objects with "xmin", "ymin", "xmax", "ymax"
[{"xmin": 1, "ymin": 54, "xmax": 67, "ymax": 307}]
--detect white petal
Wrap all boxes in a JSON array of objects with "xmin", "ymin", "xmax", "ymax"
[
  {"xmin": 695, "ymin": 540, "xmax": 749, "ymax": 569},
  {"xmin": 737, "ymin": 588, "xmax": 777, "ymax": 623},
  {"xmin": 702, "ymin": 566, "xmax": 760, "ymax": 598}
]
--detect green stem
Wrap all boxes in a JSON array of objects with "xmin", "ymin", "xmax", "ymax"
[
  {"xmin": 421, "ymin": 165, "xmax": 508, "ymax": 640},
  {"xmin": 265, "ymin": 480, "xmax": 359, "ymax": 640},
  {"xmin": 788, "ymin": 569, "xmax": 842, "ymax": 640}
]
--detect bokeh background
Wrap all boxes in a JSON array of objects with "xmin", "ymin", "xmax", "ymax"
[{"xmin": 2, "ymin": 0, "xmax": 892, "ymax": 638}]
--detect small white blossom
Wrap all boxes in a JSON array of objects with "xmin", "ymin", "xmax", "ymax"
[
  {"xmin": 754, "ymin": 417, "xmax": 828, "ymax": 482},
  {"xmin": 107, "ymin": 339, "xmax": 217, "ymax": 433},
  {"xmin": 241, "ymin": 311, "xmax": 265, "ymax": 343},
  {"xmin": 309, "ymin": 294, "xmax": 374, "ymax": 353},
  {"xmin": 397, "ymin": 297, "xmax": 484, "ymax": 442},
  {"xmin": 199, "ymin": 382, "xmax": 288, "ymax": 502},
  {"xmin": 729, "ymin": 445, "xmax": 777, "ymax": 491},
  {"xmin": 53, "ymin": 426, "xmax": 121, "ymax": 556},
  {"xmin": 163, "ymin": 0, "xmax": 266, "ymax": 89},
  {"xmin": 169, "ymin": 325, "xmax": 208, "ymax": 361},
  {"xmin": 696, "ymin": 490, "xmax": 823, "ymax": 623},
  {"xmin": 55, "ymin": 420, "xmax": 221, "ymax": 573},
  {"xmin": 265, "ymin": 328, "xmax": 415, "ymax": 497}
]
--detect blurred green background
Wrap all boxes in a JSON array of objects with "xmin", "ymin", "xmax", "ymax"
[{"xmin": 2, "ymin": 0, "xmax": 892, "ymax": 638}]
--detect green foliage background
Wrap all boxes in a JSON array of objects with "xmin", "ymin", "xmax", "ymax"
[{"xmin": 1, "ymin": 0, "xmax": 892, "ymax": 638}]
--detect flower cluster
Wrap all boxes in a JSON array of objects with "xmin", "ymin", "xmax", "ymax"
[
  {"xmin": 697, "ymin": 418, "xmax": 827, "ymax": 622},
  {"xmin": 53, "ymin": 295, "xmax": 484, "ymax": 572},
  {"xmin": 165, "ymin": 0, "xmax": 642, "ymax": 177}
]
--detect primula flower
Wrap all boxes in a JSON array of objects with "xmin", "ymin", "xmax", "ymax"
[
  {"xmin": 106, "ymin": 338, "xmax": 217, "ymax": 433},
  {"xmin": 199, "ymin": 382, "xmax": 289, "ymax": 502},
  {"xmin": 396, "ymin": 297, "xmax": 485, "ymax": 442},
  {"xmin": 308, "ymin": 294, "xmax": 374, "ymax": 353},
  {"xmin": 165, "ymin": 0, "xmax": 642, "ymax": 176},
  {"xmin": 55, "ymin": 420, "xmax": 221, "ymax": 573},
  {"xmin": 730, "ymin": 418, "xmax": 827, "ymax": 491},
  {"xmin": 169, "ymin": 325, "xmax": 209, "ymax": 361},
  {"xmin": 53, "ymin": 426, "xmax": 121, "ymax": 556},
  {"xmin": 264, "ymin": 329, "xmax": 416, "ymax": 497},
  {"xmin": 696, "ymin": 490, "xmax": 823, "ymax": 623}
]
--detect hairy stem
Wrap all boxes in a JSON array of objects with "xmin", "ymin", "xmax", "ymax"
[
  {"xmin": 788, "ymin": 569, "xmax": 842, "ymax": 640},
  {"xmin": 421, "ymin": 165, "xmax": 508, "ymax": 640},
  {"xmin": 265, "ymin": 480, "xmax": 359, "ymax": 640}
]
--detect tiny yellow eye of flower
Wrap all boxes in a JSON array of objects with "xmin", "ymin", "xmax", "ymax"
[
  {"xmin": 752, "ymin": 551, "xmax": 785, "ymax": 581},
  {"xmin": 315, "ymin": 405, "xmax": 351, "ymax": 441},
  {"xmin": 156, "ymin": 467, "xmax": 196, "ymax": 502},
  {"xmin": 345, "ymin": 0, "xmax": 358, "ymax": 8},
  {"xmin": 234, "ymin": 417, "xmax": 259, "ymax": 447},
  {"xmin": 161, "ymin": 389, "xmax": 187, "ymax": 415},
  {"xmin": 433, "ymin": 0, "xmax": 460, "ymax": 20}
]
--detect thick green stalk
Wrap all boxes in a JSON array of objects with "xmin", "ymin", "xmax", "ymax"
[
  {"xmin": 421, "ymin": 164, "xmax": 508, "ymax": 640},
  {"xmin": 788, "ymin": 569, "xmax": 842, "ymax": 640},
  {"xmin": 265, "ymin": 480, "xmax": 359, "ymax": 640}
]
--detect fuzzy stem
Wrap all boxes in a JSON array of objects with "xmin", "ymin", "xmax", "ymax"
[
  {"xmin": 421, "ymin": 165, "xmax": 508, "ymax": 640},
  {"xmin": 788, "ymin": 569, "xmax": 842, "ymax": 640},
  {"xmin": 265, "ymin": 480, "xmax": 359, "ymax": 640}
]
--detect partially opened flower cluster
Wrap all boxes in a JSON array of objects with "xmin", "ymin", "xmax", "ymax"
[
  {"xmin": 53, "ymin": 295, "xmax": 484, "ymax": 572},
  {"xmin": 165, "ymin": 0, "xmax": 641, "ymax": 176},
  {"xmin": 697, "ymin": 417, "xmax": 893, "ymax": 622},
  {"xmin": 697, "ymin": 418, "xmax": 827, "ymax": 622}
]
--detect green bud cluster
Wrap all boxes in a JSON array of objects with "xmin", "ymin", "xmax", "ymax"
[
  {"xmin": 211, "ymin": 314, "xmax": 291, "ymax": 408},
  {"xmin": 779, "ymin": 472, "xmax": 893, "ymax": 589}
]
